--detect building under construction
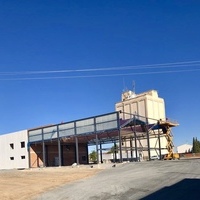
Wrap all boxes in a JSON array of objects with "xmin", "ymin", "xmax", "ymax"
[{"xmin": 0, "ymin": 89, "xmax": 178, "ymax": 169}]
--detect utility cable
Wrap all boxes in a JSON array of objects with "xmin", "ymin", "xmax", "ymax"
[
  {"xmin": 0, "ymin": 60, "xmax": 200, "ymax": 76},
  {"xmin": 0, "ymin": 68, "xmax": 200, "ymax": 81}
]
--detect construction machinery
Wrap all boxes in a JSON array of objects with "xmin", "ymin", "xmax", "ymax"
[
  {"xmin": 163, "ymin": 152, "xmax": 180, "ymax": 160},
  {"xmin": 158, "ymin": 119, "xmax": 180, "ymax": 160}
]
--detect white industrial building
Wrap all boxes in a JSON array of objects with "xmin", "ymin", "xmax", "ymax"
[
  {"xmin": 177, "ymin": 144, "xmax": 192, "ymax": 153},
  {"xmin": 115, "ymin": 89, "xmax": 169, "ymax": 159},
  {"xmin": 115, "ymin": 90, "xmax": 166, "ymax": 123},
  {"xmin": 0, "ymin": 130, "xmax": 29, "ymax": 169},
  {"xmin": 0, "ymin": 89, "xmax": 178, "ymax": 170}
]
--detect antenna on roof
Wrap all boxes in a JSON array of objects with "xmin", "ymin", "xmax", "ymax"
[
  {"xmin": 123, "ymin": 78, "xmax": 128, "ymax": 92},
  {"xmin": 132, "ymin": 80, "xmax": 136, "ymax": 93}
]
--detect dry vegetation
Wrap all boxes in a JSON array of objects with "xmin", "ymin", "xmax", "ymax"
[{"xmin": 0, "ymin": 166, "xmax": 101, "ymax": 200}]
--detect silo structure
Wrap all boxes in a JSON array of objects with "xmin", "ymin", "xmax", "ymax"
[
  {"xmin": 115, "ymin": 90, "xmax": 169, "ymax": 160},
  {"xmin": 115, "ymin": 90, "xmax": 166, "ymax": 123}
]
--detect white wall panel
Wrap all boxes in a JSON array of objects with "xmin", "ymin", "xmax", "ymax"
[
  {"xmin": 0, "ymin": 130, "xmax": 29, "ymax": 170},
  {"xmin": 158, "ymin": 101, "xmax": 166, "ymax": 119},
  {"xmin": 130, "ymin": 102, "xmax": 138, "ymax": 116},
  {"xmin": 124, "ymin": 104, "xmax": 131, "ymax": 119},
  {"xmin": 138, "ymin": 100, "xmax": 146, "ymax": 120}
]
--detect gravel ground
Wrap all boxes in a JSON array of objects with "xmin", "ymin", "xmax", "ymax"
[
  {"xmin": 35, "ymin": 158, "xmax": 200, "ymax": 200},
  {"xmin": 0, "ymin": 167, "xmax": 101, "ymax": 200}
]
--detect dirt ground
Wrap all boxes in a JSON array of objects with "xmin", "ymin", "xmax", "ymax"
[
  {"xmin": 0, "ymin": 166, "xmax": 102, "ymax": 200},
  {"xmin": 34, "ymin": 159, "xmax": 200, "ymax": 200}
]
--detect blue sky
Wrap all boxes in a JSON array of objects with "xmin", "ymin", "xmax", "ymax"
[{"xmin": 0, "ymin": 1, "xmax": 200, "ymax": 146}]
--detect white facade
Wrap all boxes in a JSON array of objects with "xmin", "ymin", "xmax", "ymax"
[
  {"xmin": 177, "ymin": 144, "xmax": 192, "ymax": 153},
  {"xmin": 115, "ymin": 90, "xmax": 166, "ymax": 124},
  {"xmin": 0, "ymin": 89, "xmax": 172, "ymax": 169},
  {"xmin": 116, "ymin": 90, "xmax": 168, "ymax": 158},
  {"xmin": 0, "ymin": 130, "xmax": 29, "ymax": 170}
]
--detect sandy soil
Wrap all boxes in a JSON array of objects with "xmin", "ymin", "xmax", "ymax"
[
  {"xmin": 0, "ymin": 166, "xmax": 101, "ymax": 200},
  {"xmin": 34, "ymin": 159, "xmax": 200, "ymax": 200}
]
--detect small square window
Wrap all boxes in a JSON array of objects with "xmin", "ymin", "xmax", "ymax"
[
  {"xmin": 21, "ymin": 156, "xmax": 25, "ymax": 159},
  {"xmin": 21, "ymin": 141, "xmax": 25, "ymax": 148},
  {"xmin": 10, "ymin": 143, "xmax": 14, "ymax": 149},
  {"xmin": 10, "ymin": 157, "xmax": 14, "ymax": 160}
]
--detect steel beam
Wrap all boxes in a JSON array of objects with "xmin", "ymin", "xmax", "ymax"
[
  {"xmin": 42, "ymin": 129, "xmax": 46, "ymax": 167},
  {"xmin": 74, "ymin": 122, "xmax": 79, "ymax": 165},
  {"xmin": 57, "ymin": 125, "xmax": 62, "ymax": 166}
]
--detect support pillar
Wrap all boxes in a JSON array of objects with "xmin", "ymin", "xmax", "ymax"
[
  {"xmin": 95, "ymin": 134, "xmax": 99, "ymax": 164},
  {"xmin": 75, "ymin": 136, "xmax": 79, "ymax": 165},
  {"xmin": 134, "ymin": 131, "xmax": 138, "ymax": 162},
  {"xmin": 134, "ymin": 115, "xmax": 138, "ymax": 162},
  {"xmin": 130, "ymin": 137, "xmax": 133, "ymax": 161},
  {"xmin": 74, "ymin": 122, "xmax": 79, "ymax": 165},
  {"xmin": 94, "ymin": 118, "xmax": 99, "ymax": 164},
  {"xmin": 28, "ymin": 141, "xmax": 31, "ymax": 168},
  {"xmin": 117, "ymin": 111, "xmax": 123, "ymax": 163},
  {"xmin": 114, "ymin": 142, "xmax": 117, "ymax": 162},
  {"xmin": 42, "ymin": 129, "xmax": 46, "ymax": 167},
  {"xmin": 57, "ymin": 125, "xmax": 62, "ymax": 166},
  {"xmin": 146, "ymin": 118, "xmax": 151, "ymax": 160},
  {"xmin": 158, "ymin": 129, "xmax": 162, "ymax": 160},
  {"xmin": 118, "ymin": 131, "xmax": 123, "ymax": 163},
  {"xmin": 125, "ymin": 138, "xmax": 129, "ymax": 161},
  {"xmin": 100, "ymin": 142, "xmax": 103, "ymax": 163}
]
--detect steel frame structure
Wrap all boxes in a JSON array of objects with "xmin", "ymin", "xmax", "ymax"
[{"xmin": 28, "ymin": 111, "xmax": 178, "ymax": 167}]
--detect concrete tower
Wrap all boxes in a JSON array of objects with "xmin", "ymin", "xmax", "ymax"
[{"xmin": 115, "ymin": 90, "xmax": 166, "ymax": 123}]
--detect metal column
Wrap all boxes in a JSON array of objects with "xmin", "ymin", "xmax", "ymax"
[
  {"xmin": 125, "ymin": 138, "xmax": 129, "ymax": 161},
  {"xmin": 117, "ymin": 112, "xmax": 123, "ymax": 163},
  {"xmin": 100, "ymin": 142, "xmax": 103, "ymax": 163},
  {"xmin": 28, "ymin": 142, "xmax": 31, "ymax": 168},
  {"xmin": 94, "ymin": 118, "xmax": 99, "ymax": 164},
  {"xmin": 134, "ymin": 132, "xmax": 138, "ymax": 162},
  {"xmin": 27, "ymin": 131, "xmax": 31, "ymax": 168},
  {"xmin": 158, "ymin": 129, "xmax": 162, "ymax": 160},
  {"xmin": 42, "ymin": 129, "xmax": 46, "ymax": 167},
  {"xmin": 75, "ymin": 137, "xmax": 79, "ymax": 165},
  {"xmin": 57, "ymin": 125, "xmax": 62, "ymax": 166},
  {"xmin": 146, "ymin": 118, "xmax": 151, "ymax": 160},
  {"xmin": 130, "ymin": 137, "xmax": 133, "ymax": 160},
  {"xmin": 134, "ymin": 115, "xmax": 138, "ymax": 162},
  {"xmin": 96, "ymin": 134, "xmax": 99, "ymax": 164},
  {"xmin": 74, "ymin": 122, "xmax": 79, "ymax": 165}
]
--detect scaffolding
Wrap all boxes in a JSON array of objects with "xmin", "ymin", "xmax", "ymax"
[{"xmin": 118, "ymin": 114, "xmax": 179, "ymax": 161}]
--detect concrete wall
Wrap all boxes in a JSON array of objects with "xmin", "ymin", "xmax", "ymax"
[
  {"xmin": 177, "ymin": 144, "xmax": 192, "ymax": 153},
  {"xmin": 115, "ymin": 90, "xmax": 166, "ymax": 123},
  {"xmin": 0, "ymin": 130, "xmax": 29, "ymax": 170}
]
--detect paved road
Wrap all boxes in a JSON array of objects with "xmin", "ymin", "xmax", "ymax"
[{"xmin": 35, "ymin": 159, "xmax": 200, "ymax": 200}]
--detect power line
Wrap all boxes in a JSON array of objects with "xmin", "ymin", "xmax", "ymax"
[
  {"xmin": 0, "ymin": 60, "xmax": 200, "ymax": 76},
  {"xmin": 0, "ymin": 68, "xmax": 200, "ymax": 81}
]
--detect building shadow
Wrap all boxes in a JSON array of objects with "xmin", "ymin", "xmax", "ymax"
[{"xmin": 141, "ymin": 178, "xmax": 200, "ymax": 200}]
